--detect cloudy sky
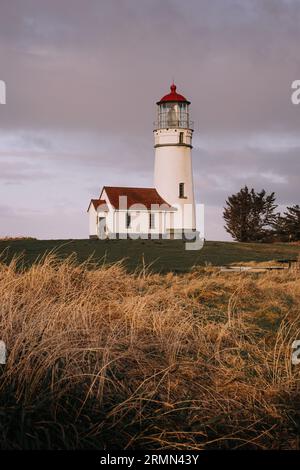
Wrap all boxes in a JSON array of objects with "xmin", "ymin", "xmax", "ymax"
[{"xmin": 0, "ymin": 0, "xmax": 299, "ymax": 240}]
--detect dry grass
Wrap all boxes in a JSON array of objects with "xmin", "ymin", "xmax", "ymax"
[{"xmin": 0, "ymin": 253, "xmax": 299, "ymax": 450}]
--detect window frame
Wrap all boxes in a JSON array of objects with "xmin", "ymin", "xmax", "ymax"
[
  {"xmin": 149, "ymin": 212, "xmax": 155, "ymax": 229},
  {"xmin": 126, "ymin": 212, "xmax": 131, "ymax": 229}
]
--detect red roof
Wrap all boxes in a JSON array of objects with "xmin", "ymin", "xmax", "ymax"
[
  {"xmin": 87, "ymin": 199, "xmax": 108, "ymax": 211},
  {"xmin": 157, "ymin": 83, "xmax": 190, "ymax": 105},
  {"xmin": 102, "ymin": 186, "xmax": 173, "ymax": 210}
]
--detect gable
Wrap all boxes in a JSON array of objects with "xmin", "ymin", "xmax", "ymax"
[{"xmin": 87, "ymin": 199, "xmax": 108, "ymax": 212}]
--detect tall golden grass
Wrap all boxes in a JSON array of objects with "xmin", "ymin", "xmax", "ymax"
[{"xmin": 0, "ymin": 253, "xmax": 299, "ymax": 449}]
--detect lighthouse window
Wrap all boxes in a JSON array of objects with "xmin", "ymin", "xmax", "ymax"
[
  {"xmin": 179, "ymin": 132, "xmax": 184, "ymax": 143},
  {"xmin": 149, "ymin": 212, "xmax": 155, "ymax": 229},
  {"xmin": 126, "ymin": 212, "xmax": 131, "ymax": 228},
  {"xmin": 179, "ymin": 183, "xmax": 185, "ymax": 198}
]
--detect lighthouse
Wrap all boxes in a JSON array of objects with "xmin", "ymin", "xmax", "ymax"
[
  {"xmin": 154, "ymin": 83, "xmax": 196, "ymax": 236},
  {"xmin": 88, "ymin": 83, "xmax": 197, "ymax": 240}
]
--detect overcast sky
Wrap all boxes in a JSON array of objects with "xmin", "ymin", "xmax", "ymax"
[{"xmin": 0, "ymin": 0, "xmax": 299, "ymax": 240}]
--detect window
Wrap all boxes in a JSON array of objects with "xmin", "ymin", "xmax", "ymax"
[
  {"xmin": 149, "ymin": 212, "xmax": 155, "ymax": 229},
  {"xmin": 98, "ymin": 216, "xmax": 106, "ymax": 227},
  {"xmin": 126, "ymin": 212, "xmax": 131, "ymax": 228},
  {"xmin": 179, "ymin": 182, "xmax": 185, "ymax": 198},
  {"xmin": 179, "ymin": 132, "xmax": 184, "ymax": 143}
]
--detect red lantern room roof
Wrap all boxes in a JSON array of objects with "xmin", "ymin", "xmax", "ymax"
[{"xmin": 157, "ymin": 83, "xmax": 190, "ymax": 105}]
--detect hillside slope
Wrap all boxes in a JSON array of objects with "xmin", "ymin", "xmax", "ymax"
[{"xmin": 0, "ymin": 239, "xmax": 299, "ymax": 272}]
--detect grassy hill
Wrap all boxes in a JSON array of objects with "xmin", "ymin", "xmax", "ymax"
[
  {"xmin": 0, "ymin": 238, "xmax": 299, "ymax": 273},
  {"xmin": 0, "ymin": 253, "xmax": 299, "ymax": 449}
]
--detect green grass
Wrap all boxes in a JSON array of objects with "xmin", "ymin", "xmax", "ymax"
[{"xmin": 0, "ymin": 239, "xmax": 299, "ymax": 273}]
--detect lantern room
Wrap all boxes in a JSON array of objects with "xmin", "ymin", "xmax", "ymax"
[{"xmin": 154, "ymin": 83, "xmax": 192, "ymax": 130}]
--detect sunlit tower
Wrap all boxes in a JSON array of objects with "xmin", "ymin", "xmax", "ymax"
[{"xmin": 154, "ymin": 83, "xmax": 196, "ymax": 235}]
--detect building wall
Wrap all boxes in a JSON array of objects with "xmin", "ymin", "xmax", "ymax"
[
  {"xmin": 88, "ymin": 205, "xmax": 98, "ymax": 237},
  {"xmin": 154, "ymin": 128, "xmax": 196, "ymax": 231},
  {"xmin": 154, "ymin": 127, "xmax": 193, "ymax": 147},
  {"xmin": 88, "ymin": 205, "xmax": 173, "ymax": 238},
  {"xmin": 113, "ymin": 210, "xmax": 166, "ymax": 235}
]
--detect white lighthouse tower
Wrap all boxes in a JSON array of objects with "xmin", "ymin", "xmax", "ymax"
[{"xmin": 154, "ymin": 83, "xmax": 196, "ymax": 236}]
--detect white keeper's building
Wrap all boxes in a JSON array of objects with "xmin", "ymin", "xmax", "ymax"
[{"xmin": 88, "ymin": 83, "xmax": 197, "ymax": 239}]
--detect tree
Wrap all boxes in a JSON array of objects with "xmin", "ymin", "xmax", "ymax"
[
  {"xmin": 223, "ymin": 186, "xmax": 277, "ymax": 242},
  {"xmin": 273, "ymin": 205, "xmax": 300, "ymax": 241},
  {"xmin": 271, "ymin": 213, "xmax": 287, "ymax": 242},
  {"xmin": 284, "ymin": 205, "xmax": 300, "ymax": 241}
]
